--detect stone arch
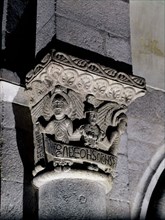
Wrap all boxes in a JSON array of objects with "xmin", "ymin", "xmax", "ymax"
[{"xmin": 131, "ymin": 144, "xmax": 165, "ymax": 220}]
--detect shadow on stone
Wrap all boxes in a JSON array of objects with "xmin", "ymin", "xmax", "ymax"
[
  {"xmin": 146, "ymin": 170, "xmax": 165, "ymax": 220},
  {"xmin": 12, "ymin": 103, "xmax": 38, "ymax": 220},
  {"xmin": 2, "ymin": 0, "xmax": 37, "ymax": 84}
]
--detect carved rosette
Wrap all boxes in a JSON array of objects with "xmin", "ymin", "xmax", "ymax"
[{"xmin": 26, "ymin": 50, "xmax": 146, "ymax": 192}]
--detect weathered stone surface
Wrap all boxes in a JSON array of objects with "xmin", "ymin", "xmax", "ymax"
[
  {"xmin": 117, "ymin": 133, "xmax": 128, "ymax": 156},
  {"xmin": 128, "ymin": 139, "xmax": 157, "ymax": 165},
  {"xmin": 1, "ymin": 128, "xmax": 24, "ymax": 183},
  {"xmin": 36, "ymin": 13, "xmax": 55, "ymax": 54},
  {"xmin": 0, "ymin": 80, "xmax": 28, "ymax": 106},
  {"xmin": 108, "ymin": 154, "xmax": 129, "ymax": 201},
  {"xmin": 56, "ymin": 0, "xmax": 130, "ymax": 38},
  {"xmin": 0, "ymin": 84, "xmax": 31, "ymax": 130},
  {"xmin": 0, "ymin": 69, "xmax": 21, "ymax": 84},
  {"xmin": 36, "ymin": 0, "xmax": 55, "ymax": 33},
  {"xmin": 126, "ymin": 86, "xmax": 165, "ymax": 206},
  {"xmin": 35, "ymin": 0, "xmax": 55, "ymax": 54},
  {"xmin": 106, "ymin": 198, "xmax": 130, "ymax": 220},
  {"xmin": 127, "ymin": 117, "xmax": 164, "ymax": 146},
  {"xmin": 128, "ymin": 161, "xmax": 149, "ymax": 204},
  {"xmin": 127, "ymin": 139, "xmax": 163, "ymax": 204},
  {"xmin": 0, "ymin": 101, "xmax": 2, "ymax": 125},
  {"xmin": 1, "ymin": 180, "xmax": 23, "ymax": 220},
  {"xmin": 1, "ymin": 102, "xmax": 16, "ymax": 129},
  {"xmin": 56, "ymin": 0, "xmax": 131, "ymax": 64},
  {"xmin": 127, "ymin": 88, "xmax": 165, "ymax": 126},
  {"xmin": 39, "ymin": 179, "xmax": 106, "ymax": 220},
  {"xmin": 105, "ymin": 34, "xmax": 131, "ymax": 64},
  {"xmin": 56, "ymin": 16, "xmax": 104, "ymax": 56},
  {"xmin": 130, "ymin": 0, "xmax": 165, "ymax": 90}
]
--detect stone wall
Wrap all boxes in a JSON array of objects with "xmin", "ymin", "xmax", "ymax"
[{"xmin": 36, "ymin": 0, "xmax": 131, "ymax": 64}]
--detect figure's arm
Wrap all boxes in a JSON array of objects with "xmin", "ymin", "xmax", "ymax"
[{"xmin": 68, "ymin": 122, "xmax": 82, "ymax": 141}]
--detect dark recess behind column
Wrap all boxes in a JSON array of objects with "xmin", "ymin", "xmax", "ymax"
[
  {"xmin": 0, "ymin": 0, "xmax": 4, "ymax": 62},
  {"xmin": 2, "ymin": 0, "xmax": 37, "ymax": 84}
]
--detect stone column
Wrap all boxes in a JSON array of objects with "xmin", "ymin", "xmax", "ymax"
[
  {"xmin": 25, "ymin": 49, "xmax": 146, "ymax": 219},
  {"xmin": 38, "ymin": 179, "xmax": 106, "ymax": 219}
]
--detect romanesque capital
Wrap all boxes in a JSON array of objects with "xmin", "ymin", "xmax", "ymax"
[{"xmin": 25, "ymin": 50, "xmax": 146, "ymax": 192}]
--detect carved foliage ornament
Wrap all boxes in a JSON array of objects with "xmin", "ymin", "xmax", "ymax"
[{"xmin": 25, "ymin": 50, "xmax": 146, "ymax": 179}]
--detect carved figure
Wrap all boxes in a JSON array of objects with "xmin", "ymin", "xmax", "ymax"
[
  {"xmin": 32, "ymin": 86, "xmax": 84, "ymax": 176},
  {"xmin": 80, "ymin": 94, "xmax": 127, "ymax": 155},
  {"xmin": 81, "ymin": 95, "xmax": 128, "ymax": 152},
  {"xmin": 109, "ymin": 113, "xmax": 127, "ymax": 155},
  {"xmin": 100, "ymin": 113, "xmax": 127, "ymax": 155},
  {"xmin": 80, "ymin": 105, "xmax": 105, "ymax": 149},
  {"xmin": 41, "ymin": 93, "xmax": 73, "ymax": 143}
]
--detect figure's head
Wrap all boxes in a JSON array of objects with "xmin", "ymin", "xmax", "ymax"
[
  {"xmin": 52, "ymin": 94, "xmax": 68, "ymax": 119},
  {"xmin": 85, "ymin": 103, "xmax": 98, "ymax": 125},
  {"xmin": 88, "ymin": 111, "xmax": 97, "ymax": 125}
]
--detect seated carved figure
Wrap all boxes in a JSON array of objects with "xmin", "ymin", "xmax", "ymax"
[
  {"xmin": 80, "ymin": 106, "xmax": 105, "ymax": 149},
  {"xmin": 33, "ymin": 93, "xmax": 74, "ymax": 176},
  {"xmin": 41, "ymin": 94, "xmax": 73, "ymax": 143}
]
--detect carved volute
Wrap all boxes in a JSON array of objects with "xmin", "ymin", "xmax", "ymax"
[{"xmin": 25, "ymin": 49, "xmax": 146, "ymax": 193}]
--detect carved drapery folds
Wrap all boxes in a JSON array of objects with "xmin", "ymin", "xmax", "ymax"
[{"xmin": 26, "ymin": 50, "xmax": 146, "ymax": 192}]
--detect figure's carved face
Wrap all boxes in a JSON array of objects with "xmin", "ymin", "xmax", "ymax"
[
  {"xmin": 88, "ymin": 111, "xmax": 97, "ymax": 125},
  {"xmin": 52, "ymin": 95, "xmax": 67, "ymax": 119}
]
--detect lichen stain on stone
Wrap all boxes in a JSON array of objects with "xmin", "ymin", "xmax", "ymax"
[{"xmin": 139, "ymin": 38, "xmax": 164, "ymax": 57}]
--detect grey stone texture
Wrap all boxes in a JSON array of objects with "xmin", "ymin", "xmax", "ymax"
[
  {"xmin": 34, "ymin": 0, "xmax": 131, "ymax": 64},
  {"xmin": 39, "ymin": 179, "xmax": 106, "ymax": 220},
  {"xmin": 35, "ymin": 0, "xmax": 56, "ymax": 54},
  {"xmin": 56, "ymin": 0, "xmax": 131, "ymax": 64},
  {"xmin": 56, "ymin": 0, "xmax": 130, "ymax": 38},
  {"xmin": 130, "ymin": 0, "xmax": 165, "ymax": 90},
  {"xmin": 1, "ymin": 180, "xmax": 23, "ymax": 220},
  {"xmin": 106, "ymin": 199, "xmax": 130, "ymax": 220},
  {"xmin": 0, "ymin": 69, "xmax": 21, "ymax": 86},
  {"xmin": 0, "ymin": 98, "xmax": 34, "ymax": 219},
  {"xmin": 127, "ymin": 87, "xmax": 165, "ymax": 210},
  {"xmin": 1, "ymin": 127, "xmax": 24, "ymax": 183},
  {"xmin": 56, "ymin": 16, "xmax": 105, "ymax": 56}
]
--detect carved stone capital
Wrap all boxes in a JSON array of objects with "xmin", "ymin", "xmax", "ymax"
[{"xmin": 26, "ymin": 49, "xmax": 146, "ymax": 193}]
